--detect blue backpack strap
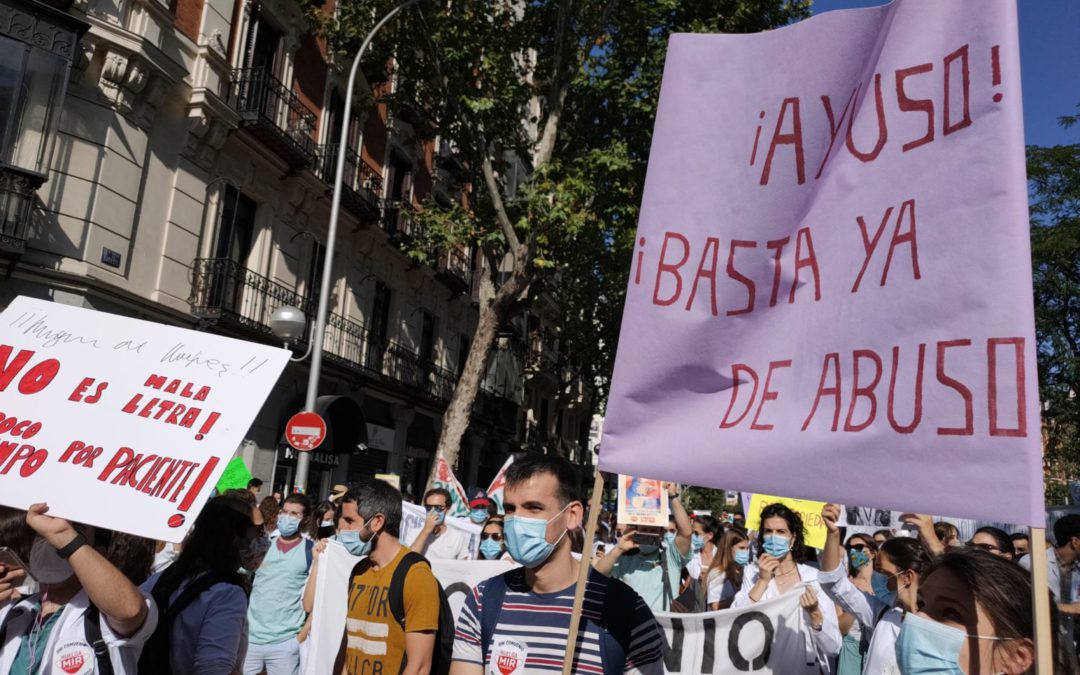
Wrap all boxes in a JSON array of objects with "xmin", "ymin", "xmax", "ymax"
[
  {"xmin": 479, "ymin": 572, "xmax": 510, "ymax": 659},
  {"xmin": 597, "ymin": 578, "xmax": 638, "ymax": 675},
  {"xmin": 305, "ymin": 539, "xmax": 314, "ymax": 571}
]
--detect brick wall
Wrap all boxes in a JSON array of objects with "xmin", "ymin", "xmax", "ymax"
[{"xmin": 173, "ymin": 0, "xmax": 204, "ymax": 42}]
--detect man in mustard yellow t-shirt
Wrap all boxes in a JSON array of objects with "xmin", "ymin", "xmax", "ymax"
[{"xmin": 333, "ymin": 479, "xmax": 440, "ymax": 675}]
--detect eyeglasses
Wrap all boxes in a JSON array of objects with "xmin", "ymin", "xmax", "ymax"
[
  {"xmin": 424, "ymin": 504, "xmax": 447, "ymax": 513},
  {"xmin": 481, "ymin": 532, "xmax": 503, "ymax": 542}
]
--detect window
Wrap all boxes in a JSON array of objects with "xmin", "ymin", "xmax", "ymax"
[
  {"xmin": 245, "ymin": 16, "xmax": 281, "ymax": 73},
  {"xmin": 368, "ymin": 281, "xmax": 391, "ymax": 370},
  {"xmin": 214, "ymin": 185, "xmax": 256, "ymax": 265},
  {"xmin": 305, "ymin": 240, "xmax": 325, "ymax": 305},
  {"xmin": 419, "ymin": 311, "xmax": 436, "ymax": 363}
]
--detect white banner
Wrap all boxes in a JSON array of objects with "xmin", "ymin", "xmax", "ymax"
[
  {"xmin": 400, "ymin": 500, "xmax": 483, "ymax": 557},
  {"xmin": 307, "ymin": 551, "xmax": 809, "ymax": 675},
  {"xmin": 0, "ymin": 296, "xmax": 288, "ymax": 542}
]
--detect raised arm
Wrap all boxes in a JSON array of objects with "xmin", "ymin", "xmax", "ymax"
[
  {"xmin": 410, "ymin": 511, "xmax": 440, "ymax": 555},
  {"xmin": 666, "ymin": 483, "xmax": 692, "ymax": 557},
  {"xmin": 900, "ymin": 513, "xmax": 945, "ymax": 556},
  {"xmin": 594, "ymin": 531, "xmax": 635, "ymax": 576},
  {"xmin": 820, "ymin": 503, "xmax": 844, "ymax": 574},
  {"xmin": 26, "ymin": 503, "xmax": 147, "ymax": 637}
]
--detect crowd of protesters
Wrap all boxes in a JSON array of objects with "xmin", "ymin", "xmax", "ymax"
[{"xmin": 1, "ymin": 465, "xmax": 1078, "ymax": 674}]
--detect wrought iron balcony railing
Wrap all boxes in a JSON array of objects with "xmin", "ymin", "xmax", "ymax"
[
  {"xmin": 228, "ymin": 68, "xmax": 317, "ymax": 168},
  {"xmin": 190, "ymin": 257, "xmax": 461, "ymax": 402},
  {"xmin": 381, "ymin": 199, "xmax": 422, "ymax": 243},
  {"xmin": 0, "ymin": 166, "xmax": 45, "ymax": 255},
  {"xmin": 315, "ymin": 143, "xmax": 383, "ymax": 220}
]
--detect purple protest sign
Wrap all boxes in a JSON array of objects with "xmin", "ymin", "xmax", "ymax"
[{"xmin": 600, "ymin": 0, "xmax": 1043, "ymax": 526}]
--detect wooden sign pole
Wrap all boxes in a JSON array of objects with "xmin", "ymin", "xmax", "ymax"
[
  {"xmin": 1029, "ymin": 527, "xmax": 1054, "ymax": 675},
  {"xmin": 562, "ymin": 468, "xmax": 606, "ymax": 675}
]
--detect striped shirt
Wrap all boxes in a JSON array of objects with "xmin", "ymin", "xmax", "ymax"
[{"xmin": 452, "ymin": 567, "xmax": 665, "ymax": 674}]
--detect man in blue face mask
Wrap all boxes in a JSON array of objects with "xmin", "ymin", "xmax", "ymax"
[
  {"xmin": 594, "ymin": 482, "xmax": 694, "ymax": 612},
  {"xmin": 244, "ymin": 494, "xmax": 313, "ymax": 675},
  {"xmin": 450, "ymin": 455, "xmax": 666, "ymax": 674}
]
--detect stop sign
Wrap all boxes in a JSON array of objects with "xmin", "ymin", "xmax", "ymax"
[{"xmin": 286, "ymin": 411, "xmax": 326, "ymax": 451}]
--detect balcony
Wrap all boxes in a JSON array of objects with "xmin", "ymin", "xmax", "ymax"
[
  {"xmin": 0, "ymin": 167, "xmax": 46, "ymax": 255},
  {"xmin": 436, "ymin": 246, "xmax": 471, "ymax": 293},
  {"xmin": 527, "ymin": 329, "xmax": 559, "ymax": 371},
  {"xmin": 315, "ymin": 144, "xmax": 383, "ymax": 222},
  {"xmin": 381, "ymin": 200, "xmax": 424, "ymax": 247},
  {"xmin": 189, "ymin": 257, "xmax": 461, "ymax": 403},
  {"xmin": 228, "ymin": 68, "xmax": 317, "ymax": 169}
]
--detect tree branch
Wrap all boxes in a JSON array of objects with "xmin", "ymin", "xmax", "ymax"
[
  {"xmin": 480, "ymin": 150, "xmax": 521, "ymax": 252},
  {"xmin": 533, "ymin": 0, "xmax": 574, "ymax": 168}
]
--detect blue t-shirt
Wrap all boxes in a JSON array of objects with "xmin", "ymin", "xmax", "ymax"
[
  {"xmin": 452, "ymin": 567, "xmax": 665, "ymax": 674},
  {"xmin": 612, "ymin": 543, "xmax": 693, "ymax": 612},
  {"xmin": 142, "ymin": 572, "xmax": 249, "ymax": 675},
  {"xmin": 247, "ymin": 537, "xmax": 310, "ymax": 644}
]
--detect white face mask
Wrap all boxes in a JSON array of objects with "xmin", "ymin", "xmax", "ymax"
[{"xmin": 30, "ymin": 536, "xmax": 75, "ymax": 585}]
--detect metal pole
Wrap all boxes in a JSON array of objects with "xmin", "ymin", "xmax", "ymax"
[{"xmin": 294, "ymin": 0, "xmax": 419, "ymax": 494}]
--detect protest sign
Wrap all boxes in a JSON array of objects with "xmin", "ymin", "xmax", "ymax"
[
  {"xmin": 306, "ymin": 550, "xmax": 807, "ymax": 675},
  {"xmin": 745, "ymin": 494, "xmax": 828, "ymax": 549},
  {"xmin": 486, "ymin": 454, "xmax": 514, "ymax": 512},
  {"xmin": 305, "ymin": 539, "xmax": 363, "ymax": 675},
  {"xmin": 617, "ymin": 475, "xmax": 670, "ymax": 527},
  {"xmin": 375, "ymin": 472, "xmax": 400, "ymax": 489},
  {"xmin": 305, "ymin": 545, "xmax": 515, "ymax": 675},
  {"xmin": 214, "ymin": 456, "xmax": 252, "ymax": 493},
  {"xmin": 433, "ymin": 455, "xmax": 470, "ymax": 517},
  {"xmin": 0, "ymin": 296, "xmax": 288, "ymax": 542},
  {"xmin": 599, "ymin": 0, "xmax": 1043, "ymax": 526},
  {"xmin": 400, "ymin": 500, "xmax": 482, "ymax": 557}
]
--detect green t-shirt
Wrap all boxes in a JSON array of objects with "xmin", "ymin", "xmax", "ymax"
[
  {"xmin": 12, "ymin": 604, "xmax": 65, "ymax": 675},
  {"xmin": 612, "ymin": 544, "xmax": 692, "ymax": 611}
]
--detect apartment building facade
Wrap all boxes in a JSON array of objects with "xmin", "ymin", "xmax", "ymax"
[{"xmin": 0, "ymin": 0, "xmax": 600, "ymax": 500}]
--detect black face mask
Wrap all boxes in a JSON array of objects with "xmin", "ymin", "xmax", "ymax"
[{"xmin": 317, "ymin": 524, "xmax": 336, "ymax": 539}]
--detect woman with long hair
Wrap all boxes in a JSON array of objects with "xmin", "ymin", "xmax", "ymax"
[
  {"xmin": 898, "ymin": 548, "xmax": 1077, "ymax": 674},
  {"xmin": 705, "ymin": 528, "xmax": 749, "ymax": 610},
  {"xmin": 140, "ymin": 494, "xmax": 263, "ymax": 674},
  {"xmin": 820, "ymin": 503, "xmax": 933, "ymax": 675},
  {"xmin": 733, "ymin": 502, "xmax": 842, "ymax": 672}
]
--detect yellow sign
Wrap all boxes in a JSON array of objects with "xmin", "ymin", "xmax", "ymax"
[
  {"xmin": 375, "ymin": 473, "xmax": 401, "ymax": 490},
  {"xmin": 745, "ymin": 494, "xmax": 828, "ymax": 550}
]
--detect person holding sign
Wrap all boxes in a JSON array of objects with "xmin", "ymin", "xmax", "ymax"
[
  {"xmin": 595, "ymin": 482, "xmax": 693, "ymax": 612},
  {"xmin": 0, "ymin": 503, "xmax": 158, "ymax": 675},
  {"xmin": 451, "ymin": 455, "xmax": 665, "ymax": 674},
  {"xmin": 732, "ymin": 502, "xmax": 841, "ymax": 673}
]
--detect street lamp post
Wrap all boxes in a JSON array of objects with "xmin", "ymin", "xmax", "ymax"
[{"xmin": 293, "ymin": 0, "xmax": 419, "ymax": 494}]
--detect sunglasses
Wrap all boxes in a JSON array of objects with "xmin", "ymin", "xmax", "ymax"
[
  {"xmin": 481, "ymin": 532, "xmax": 503, "ymax": 542},
  {"xmin": 846, "ymin": 543, "xmax": 869, "ymax": 552},
  {"xmin": 968, "ymin": 542, "xmax": 1001, "ymax": 553},
  {"xmin": 424, "ymin": 504, "xmax": 447, "ymax": 513}
]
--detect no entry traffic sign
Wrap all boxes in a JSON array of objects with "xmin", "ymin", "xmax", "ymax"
[{"xmin": 286, "ymin": 411, "xmax": 327, "ymax": 451}]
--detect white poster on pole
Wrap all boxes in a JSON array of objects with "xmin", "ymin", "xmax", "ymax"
[
  {"xmin": 0, "ymin": 296, "xmax": 288, "ymax": 542},
  {"xmin": 400, "ymin": 500, "xmax": 483, "ymax": 557}
]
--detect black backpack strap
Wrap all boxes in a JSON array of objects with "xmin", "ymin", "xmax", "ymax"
[
  {"xmin": 83, "ymin": 604, "xmax": 114, "ymax": 675},
  {"xmin": 659, "ymin": 549, "xmax": 673, "ymax": 610},
  {"xmin": 387, "ymin": 551, "xmax": 428, "ymax": 629},
  {"xmin": 479, "ymin": 572, "xmax": 510, "ymax": 659},
  {"xmin": 597, "ymin": 578, "xmax": 638, "ymax": 675}
]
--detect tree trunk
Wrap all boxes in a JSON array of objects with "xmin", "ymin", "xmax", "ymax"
[{"xmin": 428, "ymin": 260, "xmax": 531, "ymax": 489}]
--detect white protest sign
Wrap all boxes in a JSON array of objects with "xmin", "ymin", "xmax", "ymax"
[
  {"xmin": 400, "ymin": 500, "xmax": 483, "ymax": 557},
  {"xmin": 654, "ymin": 591, "xmax": 807, "ymax": 674},
  {"xmin": 617, "ymin": 474, "xmax": 670, "ymax": 527},
  {"xmin": 0, "ymin": 296, "xmax": 288, "ymax": 542},
  {"xmin": 304, "ymin": 543, "xmax": 514, "ymax": 675},
  {"xmin": 306, "ymin": 547, "xmax": 809, "ymax": 675}
]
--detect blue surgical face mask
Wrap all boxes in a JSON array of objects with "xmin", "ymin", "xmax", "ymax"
[
  {"xmin": 762, "ymin": 534, "xmax": 791, "ymax": 559},
  {"xmin": 848, "ymin": 548, "xmax": 871, "ymax": 570},
  {"xmin": 895, "ymin": 613, "xmax": 970, "ymax": 674},
  {"xmin": 338, "ymin": 524, "xmax": 376, "ymax": 557},
  {"xmin": 470, "ymin": 508, "xmax": 489, "ymax": 524},
  {"xmin": 871, "ymin": 571, "xmax": 898, "ymax": 607},
  {"xmin": 504, "ymin": 503, "xmax": 571, "ymax": 568},
  {"xmin": 691, "ymin": 534, "xmax": 706, "ymax": 553},
  {"xmin": 276, "ymin": 514, "xmax": 301, "ymax": 538},
  {"xmin": 664, "ymin": 532, "xmax": 676, "ymax": 548},
  {"xmin": 734, "ymin": 549, "xmax": 751, "ymax": 566},
  {"xmin": 479, "ymin": 538, "xmax": 503, "ymax": 560}
]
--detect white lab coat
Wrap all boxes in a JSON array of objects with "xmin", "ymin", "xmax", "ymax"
[
  {"xmin": 732, "ymin": 562, "xmax": 843, "ymax": 674},
  {"xmin": 817, "ymin": 562, "xmax": 902, "ymax": 675},
  {"xmin": 0, "ymin": 588, "xmax": 158, "ymax": 675}
]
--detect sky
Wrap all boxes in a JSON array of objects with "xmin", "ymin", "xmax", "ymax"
[{"xmin": 811, "ymin": 0, "xmax": 1080, "ymax": 147}]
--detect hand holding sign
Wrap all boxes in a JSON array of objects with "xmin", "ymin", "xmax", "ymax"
[
  {"xmin": 821, "ymin": 504, "xmax": 842, "ymax": 533},
  {"xmin": 26, "ymin": 502, "xmax": 78, "ymax": 550}
]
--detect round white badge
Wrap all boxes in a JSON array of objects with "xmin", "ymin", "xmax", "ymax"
[
  {"xmin": 489, "ymin": 638, "xmax": 528, "ymax": 675},
  {"xmin": 54, "ymin": 641, "xmax": 94, "ymax": 675}
]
